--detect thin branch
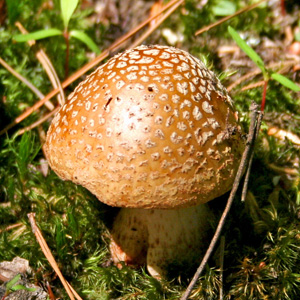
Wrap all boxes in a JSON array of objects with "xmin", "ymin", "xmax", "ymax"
[
  {"xmin": 27, "ymin": 213, "xmax": 83, "ymax": 300},
  {"xmin": 241, "ymin": 111, "xmax": 264, "ymax": 201},
  {"xmin": 268, "ymin": 164, "xmax": 299, "ymax": 176},
  {"xmin": 227, "ymin": 69, "xmax": 262, "ymax": 92},
  {"xmin": 268, "ymin": 126, "xmax": 300, "ymax": 146},
  {"xmin": 130, "ymin": 0, "xmax": 184, "ymax": 49},
  {"xmin": 219, "ymin": 236, "xmax": 225, "ymax": 300},
  {"xmin": 0, "ymin": 50, "xmax": 108, "ymax": 136},
  {"xmin": 0, "ymin": 57, "xmax": 51, "ymax": 109},
  {"xmin": 227, "ymin": 59, "xmax": 298, "ymax": 92},
  {"xmin": 195, "ymin": 0, "xmax": 267, "ymax": 36},
  {"xmin": 15, "ymin": 22, "xmax": 65, "ymax": 106},
  {"xmin": 241, "ymin": 81, "xmax": 265, "ymax": 91},
  {"xmin": 0, "ymin": 223, "xmax": 23, "ymax": 233},
  {"xmin": 46, "ymin": 281, "xmax": 56, "ymax": 300},
  {"xmin": 180, "ymin": 102, "xmax": 260, "ymax": 300},
  {"xmin": 16, "ymin": 107, "xmax": 60, "ymax": 136},
  {"xmin": 107, "ymin": 0, "xmax": 183, "ymax": 53},
  {"xmin": 37, "ymin": 50, "xmax": 65, "ymax": 106}
]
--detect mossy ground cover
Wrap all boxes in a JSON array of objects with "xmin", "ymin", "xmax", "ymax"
[{"xmin": 0, "ymin": 0, "xmax": 300, "ymax": 299}]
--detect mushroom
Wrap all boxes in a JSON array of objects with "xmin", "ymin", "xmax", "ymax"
[{"xmin": 44, "ymin": 45, "xmax": 245, "ymax": 278}]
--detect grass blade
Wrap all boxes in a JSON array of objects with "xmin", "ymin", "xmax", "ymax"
[
  {"xmin": 13, "ymin": 29, "xmax": 62, "ymax": 42},
  {"xmin": 271, "ymin": 73, "xmax": 300, "ymax": 92},
  {"xmin": 70, "ymin": 30, "xmax": 100, "ymax": 54},
  {"xmin": 228, "ymin": 26, "xmax": 266, "ymax": 76}
]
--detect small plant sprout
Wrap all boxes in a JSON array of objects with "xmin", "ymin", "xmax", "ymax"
[
  {"xmin": 2, "ymin": 274, "xmax": 36, "ymax": 300},
  {"xmin": 228, "ymin": 26, "xmax": 300, "ymax": 111},
  {"xmin": 13, "ymin": 0, "xmax": 100, "ymax": 78}
]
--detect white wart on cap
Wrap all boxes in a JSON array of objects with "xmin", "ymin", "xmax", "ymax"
[{"xmin": 44, "ymin": 45, "xmax": 245, "ymax": 209}]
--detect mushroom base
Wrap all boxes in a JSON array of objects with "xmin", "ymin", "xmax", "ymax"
[{"xmin": 109, "ymin": 204, "xmax": 213, "ymax": 279}]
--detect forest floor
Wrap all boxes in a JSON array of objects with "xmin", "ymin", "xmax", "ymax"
[{"xmin": 0, "ymin": 0, "xmax": 300, "ymax": 299}]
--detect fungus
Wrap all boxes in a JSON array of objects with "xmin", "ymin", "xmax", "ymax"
[{"xmin": 44, "ymin": 45, "xmax": 245, "ymax": 278}]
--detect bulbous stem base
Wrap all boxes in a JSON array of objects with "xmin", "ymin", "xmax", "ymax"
[{"xmin": 109, "ymin": 204, "xmax": 213, "ymax": 279}]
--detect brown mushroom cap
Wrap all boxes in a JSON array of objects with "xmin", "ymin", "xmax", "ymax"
[{"xmin": 44, "ymin": 45, "xmax": 245, "ymax": 209}]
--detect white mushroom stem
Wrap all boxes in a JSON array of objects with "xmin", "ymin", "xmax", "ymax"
[{"xmin": 110, "ymin": 204, "xmax": 213, "ymax": 278}]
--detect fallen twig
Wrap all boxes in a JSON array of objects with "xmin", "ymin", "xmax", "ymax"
[
  {"xmin": 219, "ymin": 236, "xmax": 225, "ymax": 300},
  {"xmin": 0, "ymin": 57, "xmax": 51, "ymax": 109},
  {"xmin": 130, "ymin": 0, "xmax": 184, "ymax": 49},
  {"xmin": 195, "ymin": 0, "xmax": 267, "ymax": 36},
  {"xmin": 27, "ymin": 213, "xmax": 83, "ymax": 300},
  {"xmin": 180, "ymin": 102, "xmax": 261, "ymax": 300},
  {"xmin": 241, "ymin": 111, "xmax": 264, "ymax": 201},
  {"xmin": 227, "ymin": 60, "xmax": 299, "ymax": 92},
  {"xmin": 267, "ymin": 127, "xmax": 300, "ymax": 146},
  {"xmin": 268, "ymin": 164, "xmax": 299, "ymax": 176},
  {"xmin": 16, "ymin": 106, "xmax": 60, "ymax": 136},
  {"xmin": 15, "ymin": 22, "xmax": 65, "ymax": 106},
  {"xmin": 0, "ymin": 223, "xmax": 23, "ymax": 234}
]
